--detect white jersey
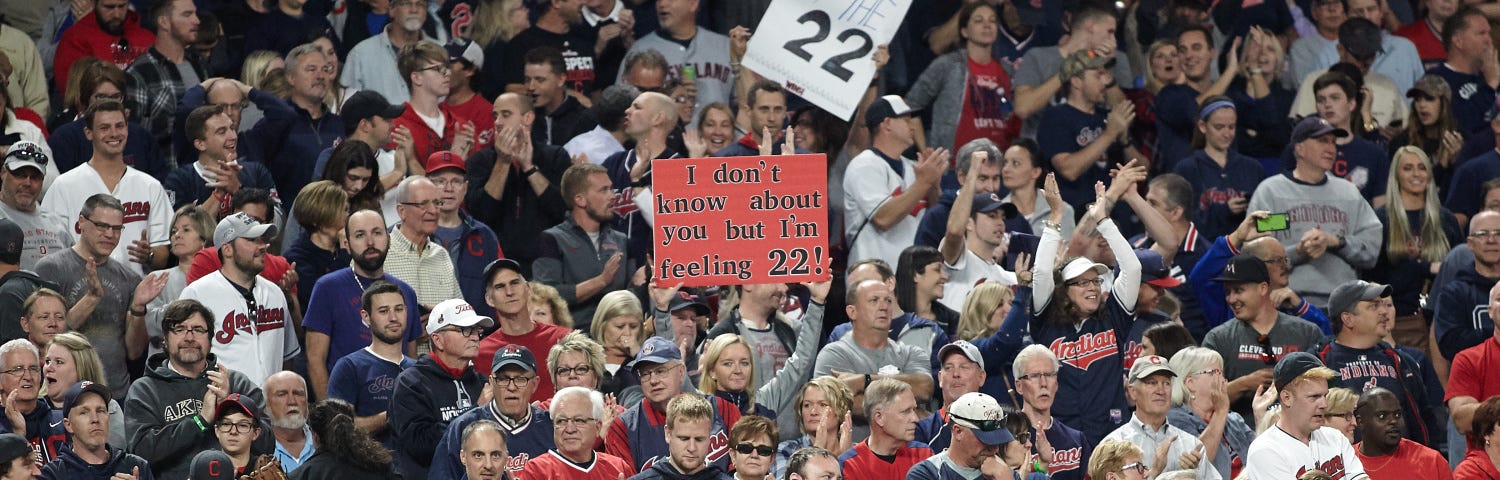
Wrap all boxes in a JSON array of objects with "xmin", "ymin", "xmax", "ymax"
[
  {"xmin": 844, "ymin": 149, "xmax": 924, "ymax": 268},
  {"xmin": 1245, "ymin": 426, "xmax": 1368, "ymax": 480},
  {"xmin": 178, "ymin": 271, "xmax": 301, "ymax": 387},
  {"xmin": 39, "ymin": 163, "xmax": 170, "ymax": 276},
  {"xmin": 939, "ymin": 236, "xmax": 1016, "ymax": 312}
]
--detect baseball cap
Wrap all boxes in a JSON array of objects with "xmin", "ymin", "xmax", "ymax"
[
  {"xmin": 1337, "ymin": 18, "xmax": 1384, "ymax": 61},
  {"xmin": 971, "ymin": 192, "xmax": 1019, "ymax": 219},
  {"xmin": 342, "ymin": 90, "xmax": 406, "ymax": 125},
  {"xmin": 1407, "ymin": 74, "xmax": 1452, "ymax": 100},
  {"xmin": 1060, "ymin": 49, "xmax": 1115, "ymax": 80},
  {"xmin": 61, "ymin": 380, "xmax": 111, "ymax": 417},
  {"xmin": 426, "ymin": 150, "xmax": 467, "ymax": 175},
  {"xmin": 0, "ymin": 434, "xmax": 28, "ymax": 467},
  {"xmin": 938, "ymin": 340, "xmax": 985, "ymax": 370},
  {"xmin": 446, "ymin": 39, "xmax": 485, "ymax": 69},
  {"xmin": 3, "ymin": 140, "xmax": 48, "ymax": 174},
  {"xmin": 427, "ymin": 298, "xmax": 495, "ymax": 335},
  {"xmin": 213, "ymin": 211, "xmax": 278, "ymax": 247},
  {"xmin": 1211, "ymin": 253, "xmax": 1271, "ymax": 285},
  {"xmin": 0, "ymin": 219, "xmax": 20, "ymax": 266},
  {"xmin": 667, "ymin": 291, "xmax": 710, "ymax": 317},
  {"xmin": 1060, "ymin": 257, "xmax": 1109, "ymax": 282},
  {"xmin": 214, "ymin": 392, "xmax": 259, "ymax": 421},
  {"xmin": 864, "ymin": 95, "xmax": 915, "ymax": 131},
  {"xmin": 190, "ymin": 450, "xmax": 236, "ymax": 480},
  {"xmin": 491, "ymin": 344, "xmax": 537, "ymax": 374},
  {"xmin": 1291, "ymin": 116, "xmax": 1349, "ymax": 143},
  {"xmin": 1129, "ymin": 354, "xmax": 1176, "ymax": 381},
  {"xmin": 481, "ymin": 258, "xmax": 525, "ymax": 286},
  {"xmin": 1274, "ymin": 351, "xmax": 1327, "ymax": 389},
  {"xmin": 947, "ymin": 392, "xmax": 1014, "ymax": 446},
  {"xmin": 1136, "ymin": 249, "xmax": 1182, "ymax": 288},
  {"xmin": 1327, "ymin": 280, "xmax": 1392, "ymax": 320},
  {"xmin": 627, "ymin": 336, "xmax": 682, "ymax": 371}
]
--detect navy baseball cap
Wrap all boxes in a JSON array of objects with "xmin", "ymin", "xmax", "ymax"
[
  {"xmin": 482, "ymin": 258, "xmax": 525, "ymax": 286},
  {"xmin": 628, "ymin": 336, "xmax": 682, "ymax": 371},
  {"xmin": 61, "ymin": 380, "xmax": 111, "ymax": 417},
  {"xmin": 971, "ymin": 192, "xmax": 1019, "ymax": 219},
  {"xmin": 667, "ymin": 291, "xmax": 710, "ymax": 317},
  {"xmin": 343, "ymin": 90, "xmax": 405, "ymax": 124},
  {"xmin": 1136, "ymin": 249, "xmax": 1182, "ymax": 288},
  {"xmin": 1291, "ymin": 116, "xmax": 1349, "ymax": 143},
  {"xmin": 1274, "ymin": 352, "xmax": 1327, "ymax": 390},
  {"xmin": 0, "ymin": 219, "xmax": 21, "ymax": 266},
  {"xmin": 865, "ymin": 95, "xmax": 915, "ymax": 131},
  {"xmin": 214, "ymin": 393, "xmax": 259, "ymax": 421},
  {"xmin": 190, "ymin": 450, "xmax": 236, "ymax": 480},
  {"xmin": 491, "ymin": 344, "xmax": 537, "ymax": 374}
]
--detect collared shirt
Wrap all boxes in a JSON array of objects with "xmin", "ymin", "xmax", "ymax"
[
  {"xmin": 385, "ymin": 225, "xmax": 462, "ymax": 307},
  {"xmin": 1103, "ymin": 414, "xmax": 1222, "ymax": 480},
  {"xmin": 274, "ymin": 425, "xmax": 317, "ymax": 472},
  {"xmin": 125, "ymin": 46, "xmax": 206, "ymax": 169},
  {"xmin": 581, "ymin": 0, "xmax": 622, "ymax": 27}
]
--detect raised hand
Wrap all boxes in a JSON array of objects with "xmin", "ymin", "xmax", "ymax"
[
  {"xmin": 280, "ymin": 262, "xmax": 299, "ymax": 294},
  {"xmin": 601, "ymin": 253, "xmax": 624, "ymax": 283},
  {"xmin": 1228, "ymin": 211, "xmax": 1271, "ymax": 248},
  {"xmin": 650, "ymin": 279, "xmax": 684, "ymax": 312},
  {"xmin": 1014, "ymin": 251, "xmax": 1034, "ymax": 285},
  {"xmin": 683, "ymin": 128, "xmax": 708, "ymax": 158},
  {"xmin": 131, "ymin": 271, "xmax": 169, "ymax": 311},
  {"xmin": 84, "ymin": 259, "xmax": 104, "ymax": 298},
  {"xmin": 783, "ymin": 126, "xmax": 796, "ymax": 155},
  {"xmin": 1105, "ymin": 100, "xmax": 1136, "ymax": 138},
  {"xmin": 1042, "ymin": 173, "xmax": 1064, "ymax": 214},
  {"xmin": 729, "ymin": 26, "xmax": 751, "ymax": 62},
  {"xmin": 128, "ymin": 230, "xmax": 153, "ymax": 266},
  {"xmin": 914, "ymin": 147, "xmax": 950, "ymax": 187},
  {"xmin": 759, "ymin": 126, "xmax": 775, "ymax": 156}
]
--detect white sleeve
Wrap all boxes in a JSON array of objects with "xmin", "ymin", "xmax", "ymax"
[
  {"xmin": 1099, "ymin": 219, "xmax": 1139, "ymax": 312},
  {"xmin": 633, "ymin": 186, "xmax": 654, "ymax": 227},
  {"xmin": 1031, "ymin": 224, "xmax": 1062, "ymax": 313},
  {"xmin": 149, "ymin": 185, "xmax": 171, "ymax": 245}
]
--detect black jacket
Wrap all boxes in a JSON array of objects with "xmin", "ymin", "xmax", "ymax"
[
  {"xmin": 628, "ymin": 460, "xmax": 733, "ymax": 480},
  {"xmin": 389, "ymin": 354, "xmax": 485, "ymax": 479},
  {"xmin": 288, "ymin": 450, "xmax": 400, "ymax": 480},
  {"xmin": 0, "ymin": 269, "xmax": 51, "ymax": 343},
  {"xmin": 124, "ymin": 353, "xmax": 268, "ymax": 480},
  {"xmin": 463, "ymin": 144, "xmax": 570, "ymax": 274}
]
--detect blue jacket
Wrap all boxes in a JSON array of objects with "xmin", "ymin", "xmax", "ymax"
[
  {"xmin": 436, "ymin": 211, "xmax": 501, "ymax": 318},
  {"xmin": 389, "ymin": 354, "xmax": 485, "ymax": 479},
  {"xmin": 627, "ymin": 460, "xmax": 733, "ymax": 480},
  {"xmin": 247, "ymin": 99, "xmax": 340, "ymax": 208},
  {"xmin": 1188, "ymin": 236, "xmax": 1333, "ymax": 334},
  {"xmin": 1435, "ymin": 267, "xmax": 1499, "ymax": 360},
  {"xmin": 3, "ymin": 399, "xmax": 67, "ymax": 465},
  {"xmin": 49, "ymin": 119, "xmax": 168, "ymax": 179},
  {"xmin": 38, "ymin": 445, "xmax": 155, "ymax": 480},
  {"xmin": 174, "ymin": 85, "xmax": 278, "ymax": 165},
  {"xmin": 429, "ymin": 404, "xmax": 554, "ymax": 480}
]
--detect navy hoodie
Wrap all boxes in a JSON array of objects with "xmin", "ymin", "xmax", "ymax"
[
  {"xmin": 39, "ymin": 444, "xmax": 154, "ymax": 480},
  {"xmin": 0, "ymin": 398, "xmax": 66, "ymax": 465},
  {"xmin": 389, "ymin": 354, "xmax": 485, "ymax": 479},
  {"xmin": 1435, "ymin": 267, "xmax": 1499, "ymax": 360},
  {"xmin": 627, "ymin": 460, "xmax": 733, "ymax": 480}
]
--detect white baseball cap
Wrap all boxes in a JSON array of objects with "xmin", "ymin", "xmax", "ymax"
[
  {"xmin": 1060, "ymin": 257, "xmax": 1109, "ymax": 282},
  {"xmin": 427, "ymin": 298, "xmax": 494, "ymax": 335}
]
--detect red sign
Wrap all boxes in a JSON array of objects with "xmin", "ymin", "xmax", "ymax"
[{"xmin": 652, "ymin": 154, "xmax": 830, "ymax": 287}]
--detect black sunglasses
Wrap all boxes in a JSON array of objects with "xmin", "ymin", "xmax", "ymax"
[
  {"xmin": 5, "ymin": 148, "xmax": 48, "ymax": 166},
  {"xmin": 1256, "ymin": 334, "xmax": 1276, "ymax": 366},
  {"xmin": 952, "ymin": 413, "xmax": 1006, "ymax": 432},
  {"xmin": 734, "ymin": 443, "xmax": 774, "ymax": 456}
]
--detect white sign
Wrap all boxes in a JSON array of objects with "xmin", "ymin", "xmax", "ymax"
[{"xmin": 742, "ymin": 0, "xmax": 911, "ymax": 120}]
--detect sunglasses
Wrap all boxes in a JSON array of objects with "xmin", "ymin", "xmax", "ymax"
[
  {"xmin": 734, "ymin": 443, "xmax": 775, "ymax": 457},
  {"xmin": 1256, "ymin": 334, "xmax": 1276, "ymax": 366},
  {"xmin": 952, "ymin": 413, "xmax": 1006, "ymax": 432}
]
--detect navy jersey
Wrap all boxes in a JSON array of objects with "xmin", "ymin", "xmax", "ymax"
[
  {"xmin": 430, "ymin": 403, "xmax": 555, "ymax": 480},
  {"xmin": 1031, "ymin": 294, "xmax": 1134, "ymax": 444},
  {"xmin": 1172, "ymin": 150, "xmax": 1267, "ymax": 241},
  {"xmin": 1447, "ymin": 151, "xmax": 1500, "ymax": 218},
  {"xmin": 601, "ymin": 147, "xmax": 679, "ymax": 262},
  {"xmin": 605, "ymin": 395, "xmax": 741, "ymax": 473},
  {"xmin": 1123, "ymin": 311, "xmax": 1172, "ymax": 373},
  {"xmin": 1031, "ymin": 418, "xmax": 1092, "ymax": 480},
  {"xmin": 327, "ymin": 348, "xmax": 414, "ymax": 449},
  {"xmin": 1036, "ymin": 103, "xmax": 1114, "ymax": 212},
  {"xmin": 1431, "ymin": 64, "xmax": 1498, "ymax": 135},
  {"xmin": 1152, "ymin": 84, "xmax": 1201, "ymax": 171},
  {"xmin": 916, "ymin": 409, "xmax": 951, "ymax": 452},
  {"xmin": 1318, "ymin": 342, "xmax": 1436, "ymax": 445}
]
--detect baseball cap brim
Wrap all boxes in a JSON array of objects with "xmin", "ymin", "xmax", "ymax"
[
  {"xmin": 5, "ymin": 160, "xmax": 44, "ymax": 173},
  {"xmin": 1145, "ymin": 277, "xmax": 1183, "ymax": 288},
  {"xmin": 1131, "ymin": 364, "xmax": 1176, "ymax": 381},
  {"xmin": 969, "ymin": 425, "xmax": 1015, "ymax": 446},
  {"xmin": 1061, "ymin": 258, "xmax": 1109, "ymax": 281},
  {"xmin": 237, "ymin": 223, "xmax": 278, "ymax": 241},
  {"xmin": 492, "ymin": 358, "xmax": 536, "ymax": 373}
]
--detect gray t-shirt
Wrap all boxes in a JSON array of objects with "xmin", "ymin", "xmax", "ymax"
[
  {"xmin": 34, "ymin": 250, "xmax": 142, "ymax": 400},
  {"xmin": 1201, "ymin": 313, "xmax": 1323, "ymax": 416},
  {"xmin": 741, "ymin": 325, "xmax": 786, "ymax": 393},
  {"xmin": 175, "ymin": 61, "xmax": 200, "ymax": 90},
  {"xmin": 813, "ymin": 333, "xmax": 931, "ymax": 379},
  {"xmin": 0, "ymin": 202, "xmax": 74, "ymax": 271}
]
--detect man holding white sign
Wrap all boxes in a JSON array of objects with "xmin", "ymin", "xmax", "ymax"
[
  {"xmin": 843, "ymin": 96, "xmax": 949, "ymax": 269},
  {"xmin": 741, "ymin": 0, "xmax": 912, "ymax": 119}
]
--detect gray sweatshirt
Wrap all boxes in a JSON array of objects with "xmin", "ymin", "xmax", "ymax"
[{"xmin": 1247, "ymin": 173, "xmax": 1382, "ymax": 309}]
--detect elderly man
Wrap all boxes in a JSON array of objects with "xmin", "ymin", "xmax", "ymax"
[
  {"xmin": 385, "ymin": 176, "xmax": 461, "ymax": 312},
  {"xmin": 606, "ymin": 337, "xmax": 741, "ymax": 472},
  {"xmin": 390, "ymin": 298, "xmax": 493, "ymax": 478},
  {"xmin": 475, "ymin": 259, "xmax": 567, "ymax": 402},
  {"xmin": 426, "ymin": 151, "xmax": 500, "ymax": 318},
  {"xmin": 1104, "ymin": 355, "xmax": 1219, "ymax": 479},
  {"xmin": 1436, "ymin": 211, "xmax": 1500, "ymax": 360},
  {"xmin": 520, "ymin": 387, "xmax": 635, "ymax": 479},
  {"xmin": 838, "ymin": 378, "xmax": 932, "ymax": 480},
  {"xmin": 1015, "ymin": 344, "xmax": 1092, "ymax": 480},
  {"xmin": 430, "ymin": 345, "xmax": 555, "ymax": 480},
  {"xmin": 0, "ymin": 339, "xmax": 65, "ymax": 463},
  {"xmin": 908, "ymin": 392, "xmax": 1014, "ymax": 480},
  {"xmin": 264, "ymin": 371, "xmax": 312, "ymax": 472}
]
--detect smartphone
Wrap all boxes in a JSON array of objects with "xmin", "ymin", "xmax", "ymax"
[
  {"xmin": 1256, "ymin": 213, "xmax": 1290, "ymax": 233},
  {"xmin": 681, "ymin": 65, "xmax": 697, "ymax": 83}
]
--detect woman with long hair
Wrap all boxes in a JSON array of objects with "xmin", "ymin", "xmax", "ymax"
[
  {"xmin": 590, "ymin": 290, "xmax": 645, "ymax": 403},
  {"xmin": 956, "ymin": 282, "xmax": 1013, "ymax": 341},
  {"xmin": 906, "ymin": 1, "xmax": 1015, "ymax": 151},
  {"xmin": 528, "ymin": 282, "xmax": 572, "ymax": 329},
  {"xmin": 1369, "ymin": 146, "xmax": 1460, "ymax": 367},
  {"xmin": 280, "ymin": 140, "xmax": 387, "ymax": 250},
  {"xmin": 896, "ymin": 245, "xmax": 960, "ymax": 334},
  {"xmin": 1173, "ymin": 96, "xmax": 1266, "ymax": 239},
  {"xmin": 1029, "ymin": 173, "xmax": 1142, "ymax": 443},
  {"xmin": 474, "ymin": 0, "xmax": 529, "ymax": 99},
  {"xmin": 686, "ymin": 102, "xmax": 735, "ymax": 158},
  {"xmin": 1125, "ymin": 40, "xmax": 1183, "ymax": 163},
  {"xmin": 291, "ymin": 399, "xmax": 400, "ymax": 479},
  {"xmin": 1389, "ymin": 74, "xmax": 1462, "ymax": 192},
  {"xmin": 43, "ymin": 332, "xmax": 126, "ymax": 448},
  {"xmin": 1166, "ymin": 347, "xmax": 1255, "ymax": 480}
]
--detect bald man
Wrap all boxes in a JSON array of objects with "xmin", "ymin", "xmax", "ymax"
[
  {"xmin": 599, "ymin": 91, "xmax": 680, "ymax": 262},
  {"xmin": 1436, "ymin": 210, "xmax": 1500, "ymax": 361},
  {"xmin": 464, "ymin": 92, "xmax": 571, "ymax": 275}
]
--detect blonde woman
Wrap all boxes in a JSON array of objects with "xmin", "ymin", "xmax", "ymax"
[
  {"xmin": 238, "ymin": 50, "xmax": 284, "ymax": 129},
  {"xmin": 956, "ymin": 282, "xmax": 1013, "ymax": 341},
  {"xmin": 528, "ymin": 282, "xmax": 572, "ymax": 329},
  {"xmin": 471, "ymin": 0, "xmax": 528, "ymax": 98},
  {"xmin": 1372, "ymin": 146, "xmax": 1460, "ymax": 358},
  {"xmin": 772, "ymin": 376, "xmax": 854, "ymax": 480},
  {"xmin": 591, "ymin": 290, "xmax": 646, "ymax": 404},
  {"xmin": 43, "ymin": 332, "xmax": 125, "ymax": 448},
  {"xmin": 1324, "ymin": 387, "xmax": 1359, "ymax": 443}
]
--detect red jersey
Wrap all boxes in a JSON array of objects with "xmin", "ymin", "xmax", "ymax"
[
  {"xmin": 1395, "ymin": 20, "xmax": 1446, "ymax": 69},
  {"xmin": 952, "ymin": 57, "xmax": 1015, "ymax": 151},
  {"xmin": 476, "ymin": 321, "xmax": 570, "ymax": 402},
  {"xmin": 1448, "ymin": 337, "xmax": 1500, "ymax": 453},
  {"xmin": 446, "ymin": 94, "xmax": 495, "ymax": 152},
  {"xmin": 836, "ymin": 440, "xmax": 933, "ymax": 480},
  {"xmin": 1455, "ymin": 448, "xmax": 1500, "ymax": 480},
  {"xmin": 1354, "ymin": 439, "xmax": 1452, "ymax": 480},
  {"xmin": 518, "ymin": 450, "xmax": 635, "ymax": 480}
]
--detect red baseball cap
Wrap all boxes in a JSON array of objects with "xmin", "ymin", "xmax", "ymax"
[{"xmin": 426, "ymin": 150, "xmax": 467, "ymax": 174}]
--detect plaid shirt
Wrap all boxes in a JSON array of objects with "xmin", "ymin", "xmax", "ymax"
[{"xmin": 125, "ymin": 47, "xmax": 205, "ymax": 170}]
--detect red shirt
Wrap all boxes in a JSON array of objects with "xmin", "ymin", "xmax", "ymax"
[
  {"xmin": 952, "ymin": 56, "xmax": 1014, "ymax": 151},
  {"xmin": 446, "ymin": 94, "xmax": 495, "ymax": 152},
  {"xmin": 1395, "ymin": 20, "xmax": 1447, "ymax": 69},
  {"xmin": 393, "ymin": 103, "xmax": 461, "ymax": 168},
  {"xmin": 1355, "ymin": 438, "xmax": 1453, "ymax": 480},
  {"xmin": 185, "ymin": 247, "xmax": 294, "ymax": 295},
  {"xmin": 1448, "ymin": 337, "xmax": 1500, "ymax": 454},
  {"xmin": 837, "ymin": 440, "xmax": 934, "ymax": 480},
  {"xmin": 476, "ymin": 321, "xmax": 570, "ymax": 402},
  {"xmin": 518, "ymin": 450, "xmax": 635, "ymax": 480},
  {"xmin": 1456, "ymin": 448, "xmax": 1500, "ymax": 480}
]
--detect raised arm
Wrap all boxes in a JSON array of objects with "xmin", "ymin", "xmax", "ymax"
[
  {"xmin": 941, "ymin": 151, "xmax": 986, "ymax": 264},
  {"xmin": 1031, "ymin": 174, "xmax": 1066, "ymax": 312},
  {"xmin": 757, "ymin": 280, "xmax": 830, "ymax": 411}
]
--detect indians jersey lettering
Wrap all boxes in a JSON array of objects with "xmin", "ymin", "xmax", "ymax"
[{"xmin": 178, "ymin": 271, "xmax": 300, "ymax": 388}]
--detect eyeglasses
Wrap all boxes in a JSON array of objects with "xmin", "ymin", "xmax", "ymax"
[
  {"xmin": 1191, "ymin": 368, "xmax": 1223, "ymax": 377},
  {"xmin": 636, "ymin": 363, "xmax": 682, "ymax": 381},
  {"xmin": 91, "ymin": 93, "xmax": 125, "ymax": 104},
  {"xmin": 5, "ymin": 147, "xmax": 49, "ymax": 166},
  {"xmin": 1120, "ymin": 462, "xmax": 1148, "ymax": 475},
  {"xmin": 491, "ymin": 375, "xmax": 534, "ymax": 388},
  {"xmin": 555, "ymin": 365, "xmax": 593, "ymax": 377},
  {"xmin": 400, "ymin": 199, "xmax": 447, "ymax": 210},
  {"xmin": 0, "ymin": 366, "xmax": 39, "ymax": 377},
  {"xmin": 734, "ymin": 443, "xmax": 775, "ymax": 457},
  {"xmin": 215, "ymin": 421, "xmax": 256, "ymax": 434},
  {"xmin": 210, "ymin": 101, "xmax": 250, "ymax": 112},
  {"xmin": 1014, "ymin": 431, "xmax": 1033, "ymax": 444},
  {"xmin": 169, "ymin": 325, "xmax": 211, "ymax": 336},
  {"xmin": 430, "ymin": 177, "xmax": 468, "ymax": 188},
  {"xmin": 1327, "ymin": 411, "xmax": 1355, "ymax": 422},
  {"xmin": 1066, "ymin": 277, "xmax": 1104, "ymax": 288},
  {"xmin": 952, "ymin": 413, "xmax": 1006, "ymax": 432},
  {"xmin": 1471, "ymin": 230, "xmax": 1500, "ymax": 241},
  {"xmin": 440, "ymin": 325, "xmax": 481, "ymax": 337},
  {"xmin": 554, "ymin": 416, "xmax": 597, "ymax": 428},
  {"xmin": 82, "ymin": 217, "xmax": 125, "ymax": 233},
  {"xmin": 1017, "ymin": 371, "xmax": 1057, "ymax": 382},
  {"xmin": 1262, "ymin": 256, "xmax": 1290, "ymax": 267},
  {"xmin": 418, "ymin": 64, "xmax": 452, "ymax": 75}
]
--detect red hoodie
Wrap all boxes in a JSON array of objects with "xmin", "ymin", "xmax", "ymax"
[
  {"xmin": 54, "ymin": 11, "xmax": 155, "ymax": 95},
  {"xmin": 393, "ymin": 102, "xmax": 464, "ymax": 168}
]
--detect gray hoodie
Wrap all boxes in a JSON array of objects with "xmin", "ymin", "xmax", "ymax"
[{"xmin": 124, "ymin": 353, "xmax": 265, "ymax": 480}]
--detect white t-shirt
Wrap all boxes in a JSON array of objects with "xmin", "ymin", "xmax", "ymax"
[
  {"xmin": 938, "ymin": 236, "xmax": 1016, "ymax": 312},
  {"xmin": 843, "ymin": 149, "xmax": 923, "ymax": 267},
  {"xmin": 39, "ymin": 163, "xmax": 171, "ymax": 276},
  {"xmin": 178, "ymin": 271, "xmax": 301, "ymax": 388},
  {"xmin": 1245, "ymin": 425, "xmax": 1368, "ymax": 480}
]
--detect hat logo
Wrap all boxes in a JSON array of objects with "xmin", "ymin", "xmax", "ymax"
[
  {"xmin": 501, "ymin": 345, "xmax": 521, "ymax": 357},
  {"xmin": 641, "ymin": 341, "xmax": 657, "ymax": 355},
  {"xmin": 1225, "ymin": 263, "xmax": 1235, "ymax": 274},
  {"xmin": 988, "ymin": 193, "xmax": 1000, "ymax": 202}
]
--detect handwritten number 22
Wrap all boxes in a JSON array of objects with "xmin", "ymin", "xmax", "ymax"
[{"xmin": 782, "ymin": 10, "xmax": 874, "ymax": 82}]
